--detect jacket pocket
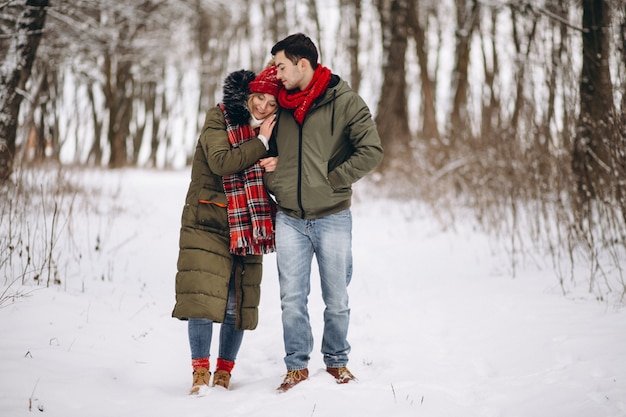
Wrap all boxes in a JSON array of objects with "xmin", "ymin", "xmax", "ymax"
[{"xmin": 196, "ymin": 189, "xmax": 228, "ymax": 230}]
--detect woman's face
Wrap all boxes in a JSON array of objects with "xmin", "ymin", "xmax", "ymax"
[{"xmin": 249, "ymin": 93, "xmax": 278, "ymax": 120}]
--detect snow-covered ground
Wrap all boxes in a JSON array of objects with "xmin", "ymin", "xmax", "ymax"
[{"xmin": 1, "ymin": 168, "xmax": 625, "ymax": 417}]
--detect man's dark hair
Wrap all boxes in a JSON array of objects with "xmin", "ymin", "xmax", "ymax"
[{"xmin": 271, "ymin": 33, "xmax": 319, "ymax": 69}]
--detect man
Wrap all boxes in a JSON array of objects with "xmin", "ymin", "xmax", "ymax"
[{"xmin": 261, "ymin": 33, "xmax": 383, "ymax": 393}]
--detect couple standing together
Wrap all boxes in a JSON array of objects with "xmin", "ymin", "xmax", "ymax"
[{"xmin": 172, "ymin": 33, "xmax": 384, "ymax": 394}]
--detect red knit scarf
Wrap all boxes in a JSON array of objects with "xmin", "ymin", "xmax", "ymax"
[
  {"xmin": 278, "ymin": 65, "xmax": 331, "ymax": 124},
  {"xmin": 219, "ymin": 103, "xmax": 276, "ymax": 256}
]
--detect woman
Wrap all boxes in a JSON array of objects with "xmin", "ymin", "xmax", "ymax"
[{"xmin": 172, "ymin": 66, "xmax": 281, "ymax": 394}]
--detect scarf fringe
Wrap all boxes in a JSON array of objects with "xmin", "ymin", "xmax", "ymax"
[{"xmin": 230, "ymin": 238, "xmax": 276, "ymax": 256}]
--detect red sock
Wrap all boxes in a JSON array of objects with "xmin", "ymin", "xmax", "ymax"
[
  {"xmin": 216, "ymin": 358, "xmax": 235, "ymax": 374},
  {"xmin": 192, "ymin": 357, "xmax": 209, "ymax": 371}
]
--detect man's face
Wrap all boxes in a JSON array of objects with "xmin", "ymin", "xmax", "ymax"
[{"xmin": 274, "ymin": 51, "xmax": 305, "ymax": 91}]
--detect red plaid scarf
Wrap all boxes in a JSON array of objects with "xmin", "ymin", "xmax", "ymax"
[
  {"xmin": 278, "ymin": 65, "xmax": 331, "ymax": 124},
  {"xmin": 219, "ymin": 103, "xmax": 276, "ymax": 256}
]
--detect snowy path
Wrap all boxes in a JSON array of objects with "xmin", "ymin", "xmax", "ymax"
[{"xmin": 1, "ymin": 169, "xmax": 624, "ymax": 417}]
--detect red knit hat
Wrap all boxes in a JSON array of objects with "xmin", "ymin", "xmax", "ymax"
[{"xmin": 249, "ymin": 66, "xmax": 282, "ymax": 97}]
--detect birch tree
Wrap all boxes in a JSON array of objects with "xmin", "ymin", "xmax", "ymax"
[{"xmin": 0, "ymin": 0, "xmax": 48, "ymax": 183}]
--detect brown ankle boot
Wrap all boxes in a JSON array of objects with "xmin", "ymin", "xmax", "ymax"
[
  {"xmin": 189, "ymin": 367, "xmax": 210, "ymax": 394},
  {"xmin": 212, "ymin": 370, "xmax": 231, "ymax": 389},
  {"xmin": 326, "ymin": 366, "xmax": 357, "ymax": 384},
  {"xmin": 213, "ymin": 358, "xmax": 235, "ymax": 389},
  {"xmin": 277, "ymin": 368, "xmax": 309, "ymax": 392}
]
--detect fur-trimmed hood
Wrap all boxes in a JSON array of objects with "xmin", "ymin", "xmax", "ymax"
[{"xmin": 221, "ymin": 69, "xmax": 256, "ymax": 127}]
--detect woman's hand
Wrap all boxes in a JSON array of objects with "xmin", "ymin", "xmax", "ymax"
[
  {"xmin": 259, "ymin": 157, "xmax": 278, "ymax": 172},
  {"xmin": 259, "ymin": 114, "xmax": 277, "ymax": 138}
]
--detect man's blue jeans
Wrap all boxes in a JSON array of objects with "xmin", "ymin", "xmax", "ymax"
[
  {"xmin": 188, "ymin": 272, "xmax": 243, "ymax": 362},
  {"xmin": 276, "ymin": 209, "xmax": 353, "ymax": 371}
]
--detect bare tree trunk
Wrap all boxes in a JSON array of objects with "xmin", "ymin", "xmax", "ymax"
[
  {"xmin": 573, "ymin": 0, "xmax": 615, "ymax": 200},
  {"xmin": 146, "ymin": 66, "xmax": 169, "ymax": 168},
  {"xmin": 45, "ymin": 67, "xmax": 61, "ymax": 162},
  {"xmin": 544, "ymin": 2, "xmax": 567, "ymax": 142},
  {"xmin": 536, "ymin": 0, "xmax": 567, "ymax": 186},
  {"xmin": 103, "ymin": 55, "xmax": 133, "ymax": 168},
  {"xmin": 86, "ymin": 82, "xmax": 104, "ymax": 166},
  {"xmin": 449, "ymin": 0, "xmax": 478, "ymax": 139},
  {"xmin": 478, "ymin": 8, "xmax": 500, "ymax": 143},
  {"xmin": 132, "ymin": 81, "xmax": 156, "ymax": 165},
  {"xmin": 340, "ymin": 0, "xmax": 362, "ymax": 93},
  {"xmin": 194, "ymin": 0, "xmax": 214, "ymax": 117},
  {"xmin": 30, "ymin": 66, "xmax": 55, "ymax": 163},
  {"xmin": 270, "ymin": 0, "xmax": 287, "ymax": 40},
  {"xmin": 620, "ymin": 3, "xmax": 626, "ymax": 128},
  {"xmin": 0, "ymin": 0, "xmax": 48, "ymax": 182},
  {"xmin": 509, "ymin": 6, "xmax": 537, "ymax": 131},
  {"xmin": 194, "ymin": 1, "xmax": 232, "ymax": 143},
  {"xmin": 612, "ymin": 2, "xmax": 626, "ymax": 226},
  {"xmin": 407, "ymin": 1, "xmax": 439, "ymax": 141},
  {"xmin": 306, "ymin": 0, "xmax": 323, "ymax": 61},
  {"xmin": 374, "ymin": 0, "xmax": 411, "ymax": 172},
  {"xmin": 18, "ymin": 68, "xmax": 46, "ymax": 163}
]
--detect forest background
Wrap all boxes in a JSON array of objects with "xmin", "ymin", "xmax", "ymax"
[{"xmin": 1, "ymin": 0, "xmax": 625, "ymax": 304}]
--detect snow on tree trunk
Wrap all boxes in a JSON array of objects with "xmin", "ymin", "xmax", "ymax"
[
  {"xmin": 0, "ymin": 0, "xmax": 49, "ymax": 183},
  {"xmin": 573, "ymin": 0, "xmax": 615, "ymax": 201}
]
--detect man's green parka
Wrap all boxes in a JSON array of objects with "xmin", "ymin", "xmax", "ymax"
[{"xmin": 265, "ymin": 75, "xmax": 383, "ymax": 219}]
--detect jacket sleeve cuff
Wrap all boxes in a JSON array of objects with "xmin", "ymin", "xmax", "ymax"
[{"xmin": 257, "ymin": 134, "xmax": 269, "ymax": 150}]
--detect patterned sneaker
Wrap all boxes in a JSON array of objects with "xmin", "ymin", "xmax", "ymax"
[
  {"xmin": 189, "ymin": 367, "xmax": 210, "ymax": 394},
  {"xmin": 212, "ymin": 370, "xmax": 231, "ymax": 389},
  {"xmin": 277, "ymin": 368, "xmax": 309, "ymax": 392},
  {"xmin": 326, "ymin": 367, "xmax": 357, "ymax": 384}
]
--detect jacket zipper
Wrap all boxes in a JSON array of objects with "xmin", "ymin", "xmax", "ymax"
[{"xmin": 297, "ymin": 123, "xmax": 305, "ymax": 218}]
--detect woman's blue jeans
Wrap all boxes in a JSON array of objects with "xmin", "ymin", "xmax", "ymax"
[
  {"xmin": 275, "ymin": 209, "xmax": 353, "ymax": 371},
  {"xmin": 188, "ymin": 271, "xmax": 243, "ymax": 362}
]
